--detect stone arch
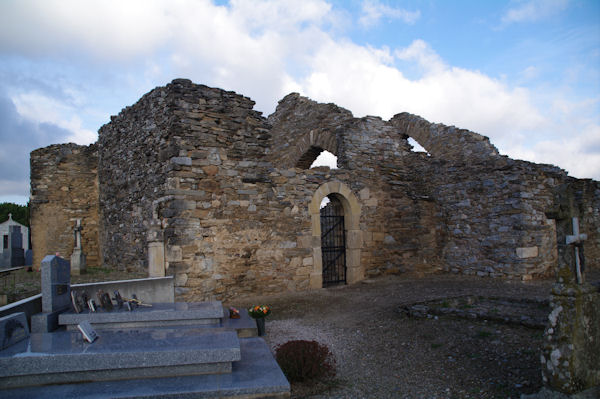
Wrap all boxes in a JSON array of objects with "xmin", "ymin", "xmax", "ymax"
[
  {"xmin": 308, "ymin": 181, "xmax": 362, "ymax": 289},
  {"xmin": 293, "ymin": 130, "xmax": 338, "ymax": 169},
  {"xmin": 389, "ymin": 112, "xmax": 500, "ymax": 162}
]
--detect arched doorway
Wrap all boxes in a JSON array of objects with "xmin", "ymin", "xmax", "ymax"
[
  {"xmin": 308, "ymin": 182, "xmax": 362, "ymax": 289},
  {"xmin": 320, "ymin": 194, "xmax": 346, "ymax": 286}
]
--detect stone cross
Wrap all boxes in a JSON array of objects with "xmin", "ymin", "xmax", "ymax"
[
  {"xmin": 73, "ymin": 219, "xmax": 83, "ymax": 249},
  {"xmin": 565, "ymin": 217, "xmax": 587, "ymax": 284},
  {"xmin": 71, "ymin": 219, "xmax": 86, "ymax": 275}
]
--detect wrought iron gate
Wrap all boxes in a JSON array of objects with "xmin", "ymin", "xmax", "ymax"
[{"xmin": 320, "ymin": 196, "xmax": 346, "ymax": 287}]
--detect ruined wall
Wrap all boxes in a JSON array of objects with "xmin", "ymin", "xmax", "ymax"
[
  {"xmin": 30, "ymin": 79, "xmax": 600, "ymax": 302},
  {"xmin": 268, "ymin": 95, "xmax": 444, "ymax": 278},
  {"xmin": 98, "ymin": 82, "xmax": 183, "ymax": 271},
  {"xmin": 390, "ymin": 113, "xmax": 582, "ymax": 279},
  {"xmin": 30, "ymin": 143, "xmax": 99, "ymax": 269},
  {"xmin": 268, "ymin": 93, "xmax": 353, "ymax": 168},
  {"xmin": 391, "ymin": 112, "xmax": 501, "ymax": 162},
  {"xmin": 435, "ymin": 159, "xmax": 566, "ymax": 278}
]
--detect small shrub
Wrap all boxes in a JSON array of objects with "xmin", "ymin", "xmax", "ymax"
[{"xmin": 275, "ymin": 340, "xmax": 336, "ymax": 383}]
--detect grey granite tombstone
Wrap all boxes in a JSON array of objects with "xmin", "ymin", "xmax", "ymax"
[
  {"xmin": 0, "ymin": 312, "xmax": 29, "ymax": 350},
  {"xmin": 31, "ymin": 255, "xmax": 71, "ymax": 333},
  {"xmin": 41, "ymin": 255, "xmax": 71, "ymax": 313}
]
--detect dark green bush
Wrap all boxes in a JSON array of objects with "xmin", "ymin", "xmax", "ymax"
[{"xmin": 275, "ymin": 340, "xmax": 336, "ymax": 382}]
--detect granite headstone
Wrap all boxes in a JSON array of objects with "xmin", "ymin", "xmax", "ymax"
[{"xmin": 41, "ymin": 255, "xmax": 71, "ymax": 313}]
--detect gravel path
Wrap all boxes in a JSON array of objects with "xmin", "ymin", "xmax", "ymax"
[{"xmin": 231, "ymin": 272, "xmax": 599, "ymax": 399}]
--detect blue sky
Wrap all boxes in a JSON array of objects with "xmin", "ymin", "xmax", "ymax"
[{"xmin": 0, "ymin": 0, "xmax": 599, "ymax": 205}]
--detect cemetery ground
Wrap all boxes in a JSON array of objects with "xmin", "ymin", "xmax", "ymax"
[
  {"xmin": 3, "ymin": 267, "xmax": 598, "ymax": 398},
  {"xmin": 233, "ymin": 270, "xmax": 600, "ymax": 399}
]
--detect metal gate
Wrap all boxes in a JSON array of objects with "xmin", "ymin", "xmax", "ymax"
[{"xmin": 320, "ymin": 196, "xmax": 346, "ymax": 287}]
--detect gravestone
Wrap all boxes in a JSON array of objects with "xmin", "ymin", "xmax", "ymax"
[
  {"xmin": 31, "ymin": 255, "xmax": 71, "ymax": 333},
  {"xmin": 0, "ymin": 312, "xmax": 29, "ymax": 350},
  {"xmin": 541, "ymin": 184, "xmax": 600, "ymax": 395},
  {"xmin": 70, "ymin": 219, "xmax": 86, "ymax": 275},
  {"xmin": 41, "ymin": 255, "xmax": 71, "ymax": 313},
  {"xmin": 0, "ymin": 226, "xmax": 25, "ymax": 268}
]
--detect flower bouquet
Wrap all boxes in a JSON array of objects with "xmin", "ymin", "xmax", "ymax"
[
  {"xmin": 248, "ymin": 305, "xmax": 271, "ymax": 336},
  {"xmin": 248, "ymin": 305, "xmax": 271, "ymax": 319}
]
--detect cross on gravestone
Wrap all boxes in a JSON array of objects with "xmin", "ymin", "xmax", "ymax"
[
  {"xmin": 565, "ymin": 217, "xmax": 587, "ymax": 284},
  {"xmin": 73, "ymin": 219, "xmax": 82, "ymax": 249},
  {"xmin": 71, "ymin": 219, "xmax": 86, "ymax": 275}
]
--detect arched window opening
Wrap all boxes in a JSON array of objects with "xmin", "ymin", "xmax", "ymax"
[
  {"xmin": 408, "ymin": 137, "xmax": 430, "ymax": 156},
  {"xmin": 320, "ymin": 194, "xmax": 346, "ymax": 287},
  {"xmin": 311, "ymin": 150, "xmax": 338, "ymax": 169},
  {"xmin": 295, "ymin": 146, "xmax": 338, "ymax": 169}
]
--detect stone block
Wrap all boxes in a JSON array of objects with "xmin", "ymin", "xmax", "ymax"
[
  {"xmin": 70, "ymin": 248, "xmax": 86, "ymax": 275},
  {"xmin": 346, "ymin": 230, "xmax": 363, "ymax": 249},
  {"xmin": 148, "ymin": 241, "xmax": 165, "ymax": 277},
  {"xmin": 359, "ymin": 187, "xmax": 370, "ymax": 200},
  {"xmin": 166, "ymin": 245, "xmax": 183, "ymax": 262},
  {"xmin": 347, "ymin": 266, "xmax": 364, "ymax": 284},
  {"xmin": 309, "ymin": 272, "xmax": 322, "ymax": 289},
  {"xmin": 516, "ymin": 246, "xmax": 538, "ymax": 259},
  {"xmin": 170, "ymin": 156, "xmax": 192, "ymax": 166}
]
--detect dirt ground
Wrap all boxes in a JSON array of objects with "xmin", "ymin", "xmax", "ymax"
[
  {"xmin": 3, "ymin": 265, "xmax": 598, "ymax": 398},
  {"xmin": 231, "ymin": 271, "xmax": 600, "ymax": 399}
]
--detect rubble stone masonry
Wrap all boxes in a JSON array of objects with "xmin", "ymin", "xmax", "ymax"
[
  {"xmin": 30, "ymin": 79, "xmax": 600, "ymax": 301},
  {"xmin": 30, "ymin": 143, "xmax": 99, "ymax": 269}
]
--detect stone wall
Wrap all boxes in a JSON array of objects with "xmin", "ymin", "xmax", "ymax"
[
  {"xmin": 390, "ymin": 113, "xmax": 599, "ymax": 278},
  {"xmin": 97, "ymin": 82, "xmax": 177, "ymax": 271},
  {"xmin": 29, "ymin": 79, "xmax": 600, "ymax": 302},
  {"xmin": 30, "ymin": 143, "xmax": 99, "ymax": 269}
]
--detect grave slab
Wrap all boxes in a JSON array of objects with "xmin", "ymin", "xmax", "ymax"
[
  {"xmin": 0, "ymin": 338, "xmax": 290, "ymax": 398},
  {"xmin": 0, "ymin": 327, "xmax": 240, "ymax": 389},
  {"xmin": 59, "ymin": 301, "xmax": 224, "ymax": 330}
]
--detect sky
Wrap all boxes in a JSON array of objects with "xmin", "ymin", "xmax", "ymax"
[{"xmin": 0, "ymin": 0, "xmax": 599, "ymax": 205}]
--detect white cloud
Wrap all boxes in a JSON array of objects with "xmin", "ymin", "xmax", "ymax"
[
  {"xmin": 298, "ymin": 38, "xmax": 545, "ymax": 140},
  {"xmin": 12, "ymin": 92, "xmax": 96, "ymax": 145},
  {"xmin": 501, "ymin": 0, "xmax": 570, "ymax": 25},
  {"xmin": 311, "ymin": 150, "xmax": 338, "ymax": 169},
  {"xmin": 359, "ymin": 0, "xmax": 420, "ymax": 28},
  {"xmin": 0, "ymin": 0, "xmax": 598, "ymax": 186}
]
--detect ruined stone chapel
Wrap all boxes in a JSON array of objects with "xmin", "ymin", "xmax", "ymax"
[{"xmin": 30, "ymin": 79, "xmax": 600, "ymax": 301}]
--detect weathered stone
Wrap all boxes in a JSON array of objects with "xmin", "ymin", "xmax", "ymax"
[
  {"xmin": 29, "ymin": 79, "xmax": 600, "ymax": 303},
  {"xmin": 516, "ymin": 247, "xmax": 539, "ymax": 258}
]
